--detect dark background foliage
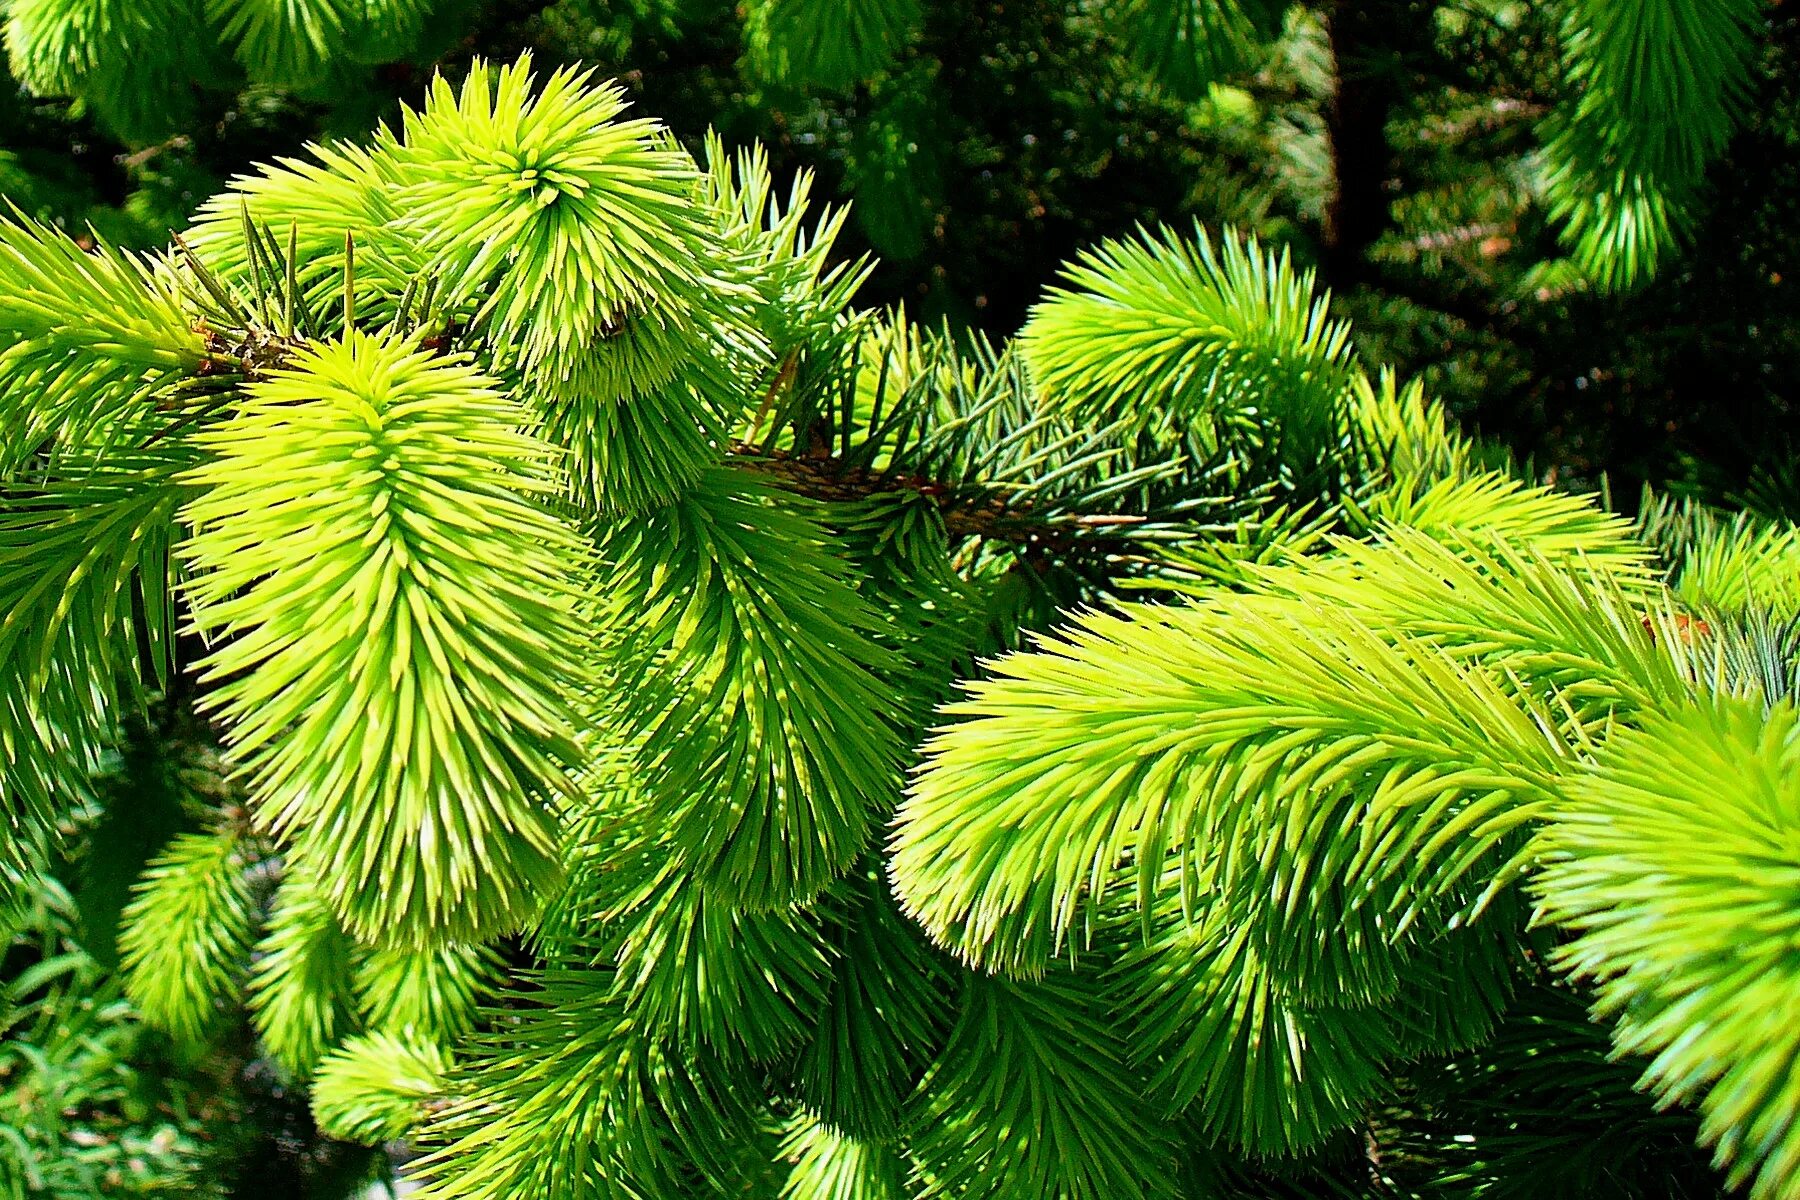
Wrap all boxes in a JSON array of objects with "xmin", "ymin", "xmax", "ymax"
[{"xmin": 3, "ymin": 1, "xmax": 1794, "ymax": 502}]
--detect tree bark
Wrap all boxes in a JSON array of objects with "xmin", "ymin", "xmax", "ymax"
[{"xmin": 1320, "ymin": 0, "xmax": 1432, "ymax": 291}]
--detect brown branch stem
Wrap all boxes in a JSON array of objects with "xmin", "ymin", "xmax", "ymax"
[{"xmin": 731, "ymin": 443, "xmax": 1144, "ymax": 562}]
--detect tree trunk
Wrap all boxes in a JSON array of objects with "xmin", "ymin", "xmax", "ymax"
[{"xmin": 1320, "ymin": 0, "xmax": 1431, "ymax": 290}]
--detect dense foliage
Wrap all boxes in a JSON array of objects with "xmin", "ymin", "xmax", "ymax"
[{"xmin": 2, "ymin": 6, "xmax": 1798, "ymax": 1200}]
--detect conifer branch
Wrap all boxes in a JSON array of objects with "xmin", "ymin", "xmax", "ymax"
[{"xmin": 733, "ymin": 442, "xmax": 1151, "ymax": 563}]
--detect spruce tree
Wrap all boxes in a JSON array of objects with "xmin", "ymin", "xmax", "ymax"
[{"xmin": 4, "ymin": 53, "xmax": 1799, "ymax": 1199}]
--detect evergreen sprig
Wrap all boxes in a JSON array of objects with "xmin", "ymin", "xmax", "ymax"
[
  {"xmin": 743, "ymin": 0, "xmax": 924, "ymax": 91},
  {"xmin": 352, "ymin": 940, "xmax": 501, "ymax": 1043},
  {"xmin": 249, "ymin": 869, "xmax": 357, "ymax": 1078},
  {"xmin": 1119, "ymin": 0, "xmax": 1284, "ymax": 102},
  {"xmin": 778, "ymin": 1115, "xmax": 908, "ymax": 1200},
  {"xmin": 1542, "ymin": 0, "xmax": 1766, "ymax": 288},
  {"xmin": 600, "ymin": 467, "xmax": 903, "ymax": 906},
  {"xmin": 1019, "ymin": 223, "xmax": 1356, "ymax": 491},
  {"xmin": 907, "ymin": 970, "xmax": 1178, "ymax": 1199},
  {"xmin": 1538, "ymin": 699, "xmax": 1800, "ymax": 1200},
  {"xmin": 410, "ymin": 966, "xmax": 757, "ymax": 1200},
  {"xmin": 1, "ymin": 213, "xmax": 204, "ymax": 467},
  {"xmin": 179, "ymin": 331, "xmax": 587, "ymax": 945},
  {"xmin": 118, "ymin": 826, "xmax": 258, "ymax": 1046},
  {"xmin": 396, "ymin": 57, "xmax": 710, "ymax": 375},
  {"xmin": 313, "ymin": 1029, "xmax": 452, "ymax": 1145}
]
